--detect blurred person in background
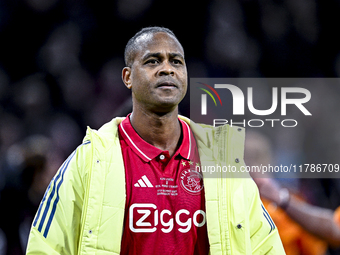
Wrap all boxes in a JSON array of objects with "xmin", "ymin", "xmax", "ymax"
[
  {"xmin": 245, "ymin": 130, "xmax": 338, "ymax": 255},
  {"xmin": 0, "ymin": 135, "xmax": 62, "ymax": 255},
  {"xmin": 255, "ymin": 176, "xmax": 340, "ymax": 255}
]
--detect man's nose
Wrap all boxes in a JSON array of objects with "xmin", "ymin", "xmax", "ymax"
[{"xmin": 158, "ymin": 61, "xmax": 175, "ymax": 76}]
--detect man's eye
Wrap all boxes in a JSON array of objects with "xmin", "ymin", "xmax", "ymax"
[
  {"xmin": 172, "ymin": 59, "xmax": 182, "ymax": 65},
  {"xmin": 146, "ymin": 59, "xmax": 159, "ymax": 64}
]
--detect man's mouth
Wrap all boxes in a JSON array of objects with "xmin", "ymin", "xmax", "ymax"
[{"xmin": 156, "ymin": 81, "xmax": 178, "ymax": 88}]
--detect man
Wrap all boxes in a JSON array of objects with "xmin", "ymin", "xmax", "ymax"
[{"xmin": 26, "ymin": 26, "xmax": 285, "ymax": 254}]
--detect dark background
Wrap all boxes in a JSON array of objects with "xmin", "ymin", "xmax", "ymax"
[{"xmin": 1, "ymin": 0, "xmax": 340, "ymax": 254}]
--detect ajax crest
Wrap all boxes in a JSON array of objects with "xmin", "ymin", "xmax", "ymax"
[{"xmin": 180, "ymin": 169, "xmax": 203, "ymax": 195}]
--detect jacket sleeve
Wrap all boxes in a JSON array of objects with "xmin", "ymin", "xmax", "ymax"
[
  {"xmin": 26, "ymin": 141, "xmax": 91, "ymax": 255},
  {"xmin": 248, "ymin": 178, "xmax": 286, "ymax": 255}
]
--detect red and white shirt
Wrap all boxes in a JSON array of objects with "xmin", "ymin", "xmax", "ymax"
[{"xmin": 119, "ymin": 115, "xmax": 209, "ymax": 255}]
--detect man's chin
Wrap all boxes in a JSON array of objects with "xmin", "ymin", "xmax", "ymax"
[
  {"xmin": 155, "ymin": 94, "xmax": 183, "ymax": 106},
  {"xmin": 150, "ymin": 100, "xmax": 180, "ymax": 114}
]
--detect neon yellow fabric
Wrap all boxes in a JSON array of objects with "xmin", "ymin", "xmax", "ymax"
[{"xmin": 26, "ymin": 117, "xmax": 285, "ymax": 255}]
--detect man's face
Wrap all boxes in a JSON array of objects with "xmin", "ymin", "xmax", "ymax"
[{"xmin": 123, "ymin": 32, "xmax": 187, "ymax": 113}]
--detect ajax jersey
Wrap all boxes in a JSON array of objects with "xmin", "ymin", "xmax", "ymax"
[{"xmin": 118, "ymin": 115, "xmax": 209, "ymax": 255}]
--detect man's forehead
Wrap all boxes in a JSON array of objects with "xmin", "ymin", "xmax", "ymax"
[{"xmin": 135, "ymin": 32, "xmax": 184, "ymax": 55}]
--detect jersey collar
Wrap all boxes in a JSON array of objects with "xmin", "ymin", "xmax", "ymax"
[{"xmin": 118, "ymin": 114, "xmax": 193, "ymax": 162}]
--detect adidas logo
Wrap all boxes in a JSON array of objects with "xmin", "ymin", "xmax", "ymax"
[{"xmin": 134, "ymin": 175, "xmax": 153, "ymax": 188}]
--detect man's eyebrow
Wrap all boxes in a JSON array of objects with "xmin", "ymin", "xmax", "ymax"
[
  {"xmin": 142, "ymin": 52, "xmax": 184, "ymax": 61},
  {"xmin": 142, "ymin": 52, "xmax": 162, "ymax": 61},
  {"xmin": 169, "ymin": 52, "xmax": 184, "ymax": 59}
]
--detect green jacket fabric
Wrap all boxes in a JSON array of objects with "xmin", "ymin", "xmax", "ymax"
[{"xmin": 26, "ymin": 116, "xmax": 285, "ymax": 255}]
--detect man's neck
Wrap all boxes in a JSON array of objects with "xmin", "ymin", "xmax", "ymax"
[{"xmin": 129, "ymin": 108, "xmax": 182, "ymax": 157}]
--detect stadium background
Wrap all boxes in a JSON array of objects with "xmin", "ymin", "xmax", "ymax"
[{"xmin": 1, "ymin": 0, "xmax": 340, "ymax": 254}]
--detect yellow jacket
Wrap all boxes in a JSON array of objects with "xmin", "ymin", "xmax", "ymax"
[{"xmin": 26, "ymin": 116, "xmax": 285, "ymax": 254}]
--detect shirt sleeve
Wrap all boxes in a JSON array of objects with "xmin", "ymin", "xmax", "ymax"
[
  {"xmin": 248, "ymin": 179, "xmax": 286, "ymax": 255},
  {"xmin": 26, "ymin": 141, "xmax": 91, "ymax": 255}
]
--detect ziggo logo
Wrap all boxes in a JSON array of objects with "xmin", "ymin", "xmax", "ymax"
[{"xmin": 129, "ymin": 203, "xmax": 206, "ymax": 233}]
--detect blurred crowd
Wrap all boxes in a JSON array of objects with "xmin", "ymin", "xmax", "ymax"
[{"xmin": 1, "ymin": 0, "xmax": 340, "ymax": 254}]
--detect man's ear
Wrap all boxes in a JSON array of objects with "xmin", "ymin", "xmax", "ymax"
[{"xmin": 122, "ymin": 67, "xmax": 132, "ymax": 89}]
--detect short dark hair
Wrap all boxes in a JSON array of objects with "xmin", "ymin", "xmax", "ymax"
[{"xmin": 124, "ymin": 26, "xmax": 181, "ymax": 67}]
